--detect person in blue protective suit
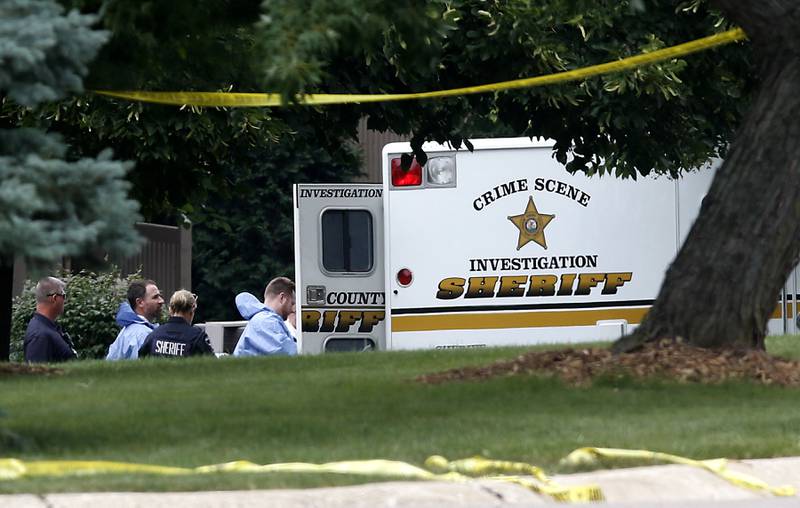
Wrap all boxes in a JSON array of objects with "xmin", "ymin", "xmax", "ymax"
[
  {"xmin": 23, "ymin": 277, "xmax": 77, "ymax": 363},
  {"xmin": 106, "ymin": 280, "xmax": 164, "ymax": 360},
  {"xmin": 233, "ymin": 277, "xmax": 297, "ymax": 356},
  {"xmin": 139, "ymin": 290, "xmax": 214, "ymax": 358}
]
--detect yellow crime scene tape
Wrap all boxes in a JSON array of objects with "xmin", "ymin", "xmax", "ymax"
[
  {"xmin": 1, "ymin": 446, "xmax": 795, "ymax": 502},
  {"xmin": 423, "ymin": 455, "xmax": 602, "ymax": 502},
  {"xmin": 94, "ymin": 28, "xmax": 746, "ymax": 108},
  {"xmin": 0, "ymin": 455, "xmax": 600, "ymax": 503},
  {"xmin": 562, "ymin": 447, "xmax": 797, "ymax": 497}
]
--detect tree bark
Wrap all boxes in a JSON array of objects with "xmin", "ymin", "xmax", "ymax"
[{"xmin": 614, "ymin": 0, "xmax": 800, "ymax": 352}]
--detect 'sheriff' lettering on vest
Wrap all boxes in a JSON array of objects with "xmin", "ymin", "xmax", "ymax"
[{"xmin": 155, "ymin": 340, "xmax": 187, "ymax": 356}]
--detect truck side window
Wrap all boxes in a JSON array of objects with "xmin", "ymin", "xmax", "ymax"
[{"xmin": 321, "ymin": 210, "xmax": 373, "ymax": 272}]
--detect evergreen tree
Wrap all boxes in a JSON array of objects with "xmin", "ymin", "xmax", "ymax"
[
  {"xmin": 0, "ymin": 0, "xmax": 140, "ymax": 360},
  {"xmin": 4, "ymin": 1, "xmax": 364, "ymax": 322}
]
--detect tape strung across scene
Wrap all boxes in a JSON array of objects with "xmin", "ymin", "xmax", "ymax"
[
  {"xmin": 1, "ymin": 445, "xmax": 795, "ymax": 502},
  {"xmin": 94, "ymin": 28, "xmax": 746, "ymax": 108}
]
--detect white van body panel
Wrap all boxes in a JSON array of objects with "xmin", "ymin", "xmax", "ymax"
[
  {"xmin": 381, "ymin": 138, "xmax": 718, "ymax": 349},
  {"xmin": 288, "ymin": 137, "xmax": 795, "ymax": 353}
]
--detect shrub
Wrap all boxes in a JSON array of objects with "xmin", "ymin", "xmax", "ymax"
[{"xmin": 11, "ymin": 267, "xmax": 142, "ymax": 361}]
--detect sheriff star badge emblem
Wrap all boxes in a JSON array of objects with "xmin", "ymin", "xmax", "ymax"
[{"xmin": 508, "ymin": 196, "xmax": 555, "ymax": 250}]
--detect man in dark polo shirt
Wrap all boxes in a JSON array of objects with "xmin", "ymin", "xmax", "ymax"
[{"xmin": 23, "ymin": 277, "xmax": 77, "ymax": 363}]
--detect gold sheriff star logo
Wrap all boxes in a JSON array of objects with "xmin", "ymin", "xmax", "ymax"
[{"xmin": 508, "ymin": 196, "xmax": 555, "ymax": 250}]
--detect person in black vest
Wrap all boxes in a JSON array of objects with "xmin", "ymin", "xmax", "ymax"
[
  {"xmin": 139, "ymin": 290, "xmax": 214, "ymax": 358},
  {"xmin": 23, "ymin": 277, "xmax": 77, "ymax": 363}
]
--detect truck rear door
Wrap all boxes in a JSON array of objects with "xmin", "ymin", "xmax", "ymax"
[{"xmin": 293, "ymin": 184, "xmax": 386, "ymax": 353}]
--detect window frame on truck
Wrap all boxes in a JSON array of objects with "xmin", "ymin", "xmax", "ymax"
[{"xmin": 319, "ymin": 207, "xmax": 375, "ymax": 276}]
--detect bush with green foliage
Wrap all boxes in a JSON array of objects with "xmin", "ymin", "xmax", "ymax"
[{"xmin": 10, "ymin": 268, "xmax": 142, "ymax": 361}]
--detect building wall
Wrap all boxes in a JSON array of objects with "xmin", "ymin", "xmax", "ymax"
[
  {"xmin": 12, "ymin": 222, "xmax": 191, "ymax": 299},
  {"xmin": 355, "ymin": 117, "xmax": 410, "ymax": 182},
  {"xmin": 115, "ymin": 223, "xmax": 192, "ymax": 299}
]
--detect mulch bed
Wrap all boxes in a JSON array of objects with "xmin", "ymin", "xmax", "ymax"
[
  {"xmin": 0, "ymin": 363, "xmax": 63, "ymax": 377},
  {"xmin": 417, "ymin": 340, "xmax": 800, "ymax": 387}
]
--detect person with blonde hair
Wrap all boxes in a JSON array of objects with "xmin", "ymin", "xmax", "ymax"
[{"xmin": 138, "ymin": 290, "xmax": 214, "ymax": 358}]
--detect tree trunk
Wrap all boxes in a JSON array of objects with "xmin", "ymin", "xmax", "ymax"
[
  {"xmin": 614, "ymin": 0, "xmax": 800, "ymax": 353},
  {"xmin": 0, "ymin": 257, "xmax": 12, "ymax": 361}
]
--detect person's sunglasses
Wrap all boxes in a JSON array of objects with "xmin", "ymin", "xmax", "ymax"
[{"xmin": 48, "ymin": 292, "xmax": 66, "ymax": 299}]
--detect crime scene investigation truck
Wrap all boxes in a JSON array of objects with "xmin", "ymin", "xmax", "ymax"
[{"xmin": 287, "ymin": 137, "xmax": 799, "ymax": 354}]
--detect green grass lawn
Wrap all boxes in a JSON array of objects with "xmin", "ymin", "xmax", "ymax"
[{"xmin": 1, "ymin": 336, "xmax": 799, "ymax": 493}]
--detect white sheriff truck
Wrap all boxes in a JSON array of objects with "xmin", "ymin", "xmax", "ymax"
[{"xmin": 289, "ymin": 137, "xmax": 799, "ymax": 354}]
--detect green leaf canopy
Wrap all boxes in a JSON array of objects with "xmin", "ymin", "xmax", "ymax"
[{"xmin": 260, "ymin": 0, "xmax": 755, "ymax": 178}]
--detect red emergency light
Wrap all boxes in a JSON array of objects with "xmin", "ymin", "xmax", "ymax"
[{"xmin": 391, "ymin": 157, "xmax": 422, "ymax": 187}]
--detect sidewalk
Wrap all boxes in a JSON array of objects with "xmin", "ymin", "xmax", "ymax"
[{"xmin": 3, "ymin": 456, "xmax": 799, "ymax": 507}]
